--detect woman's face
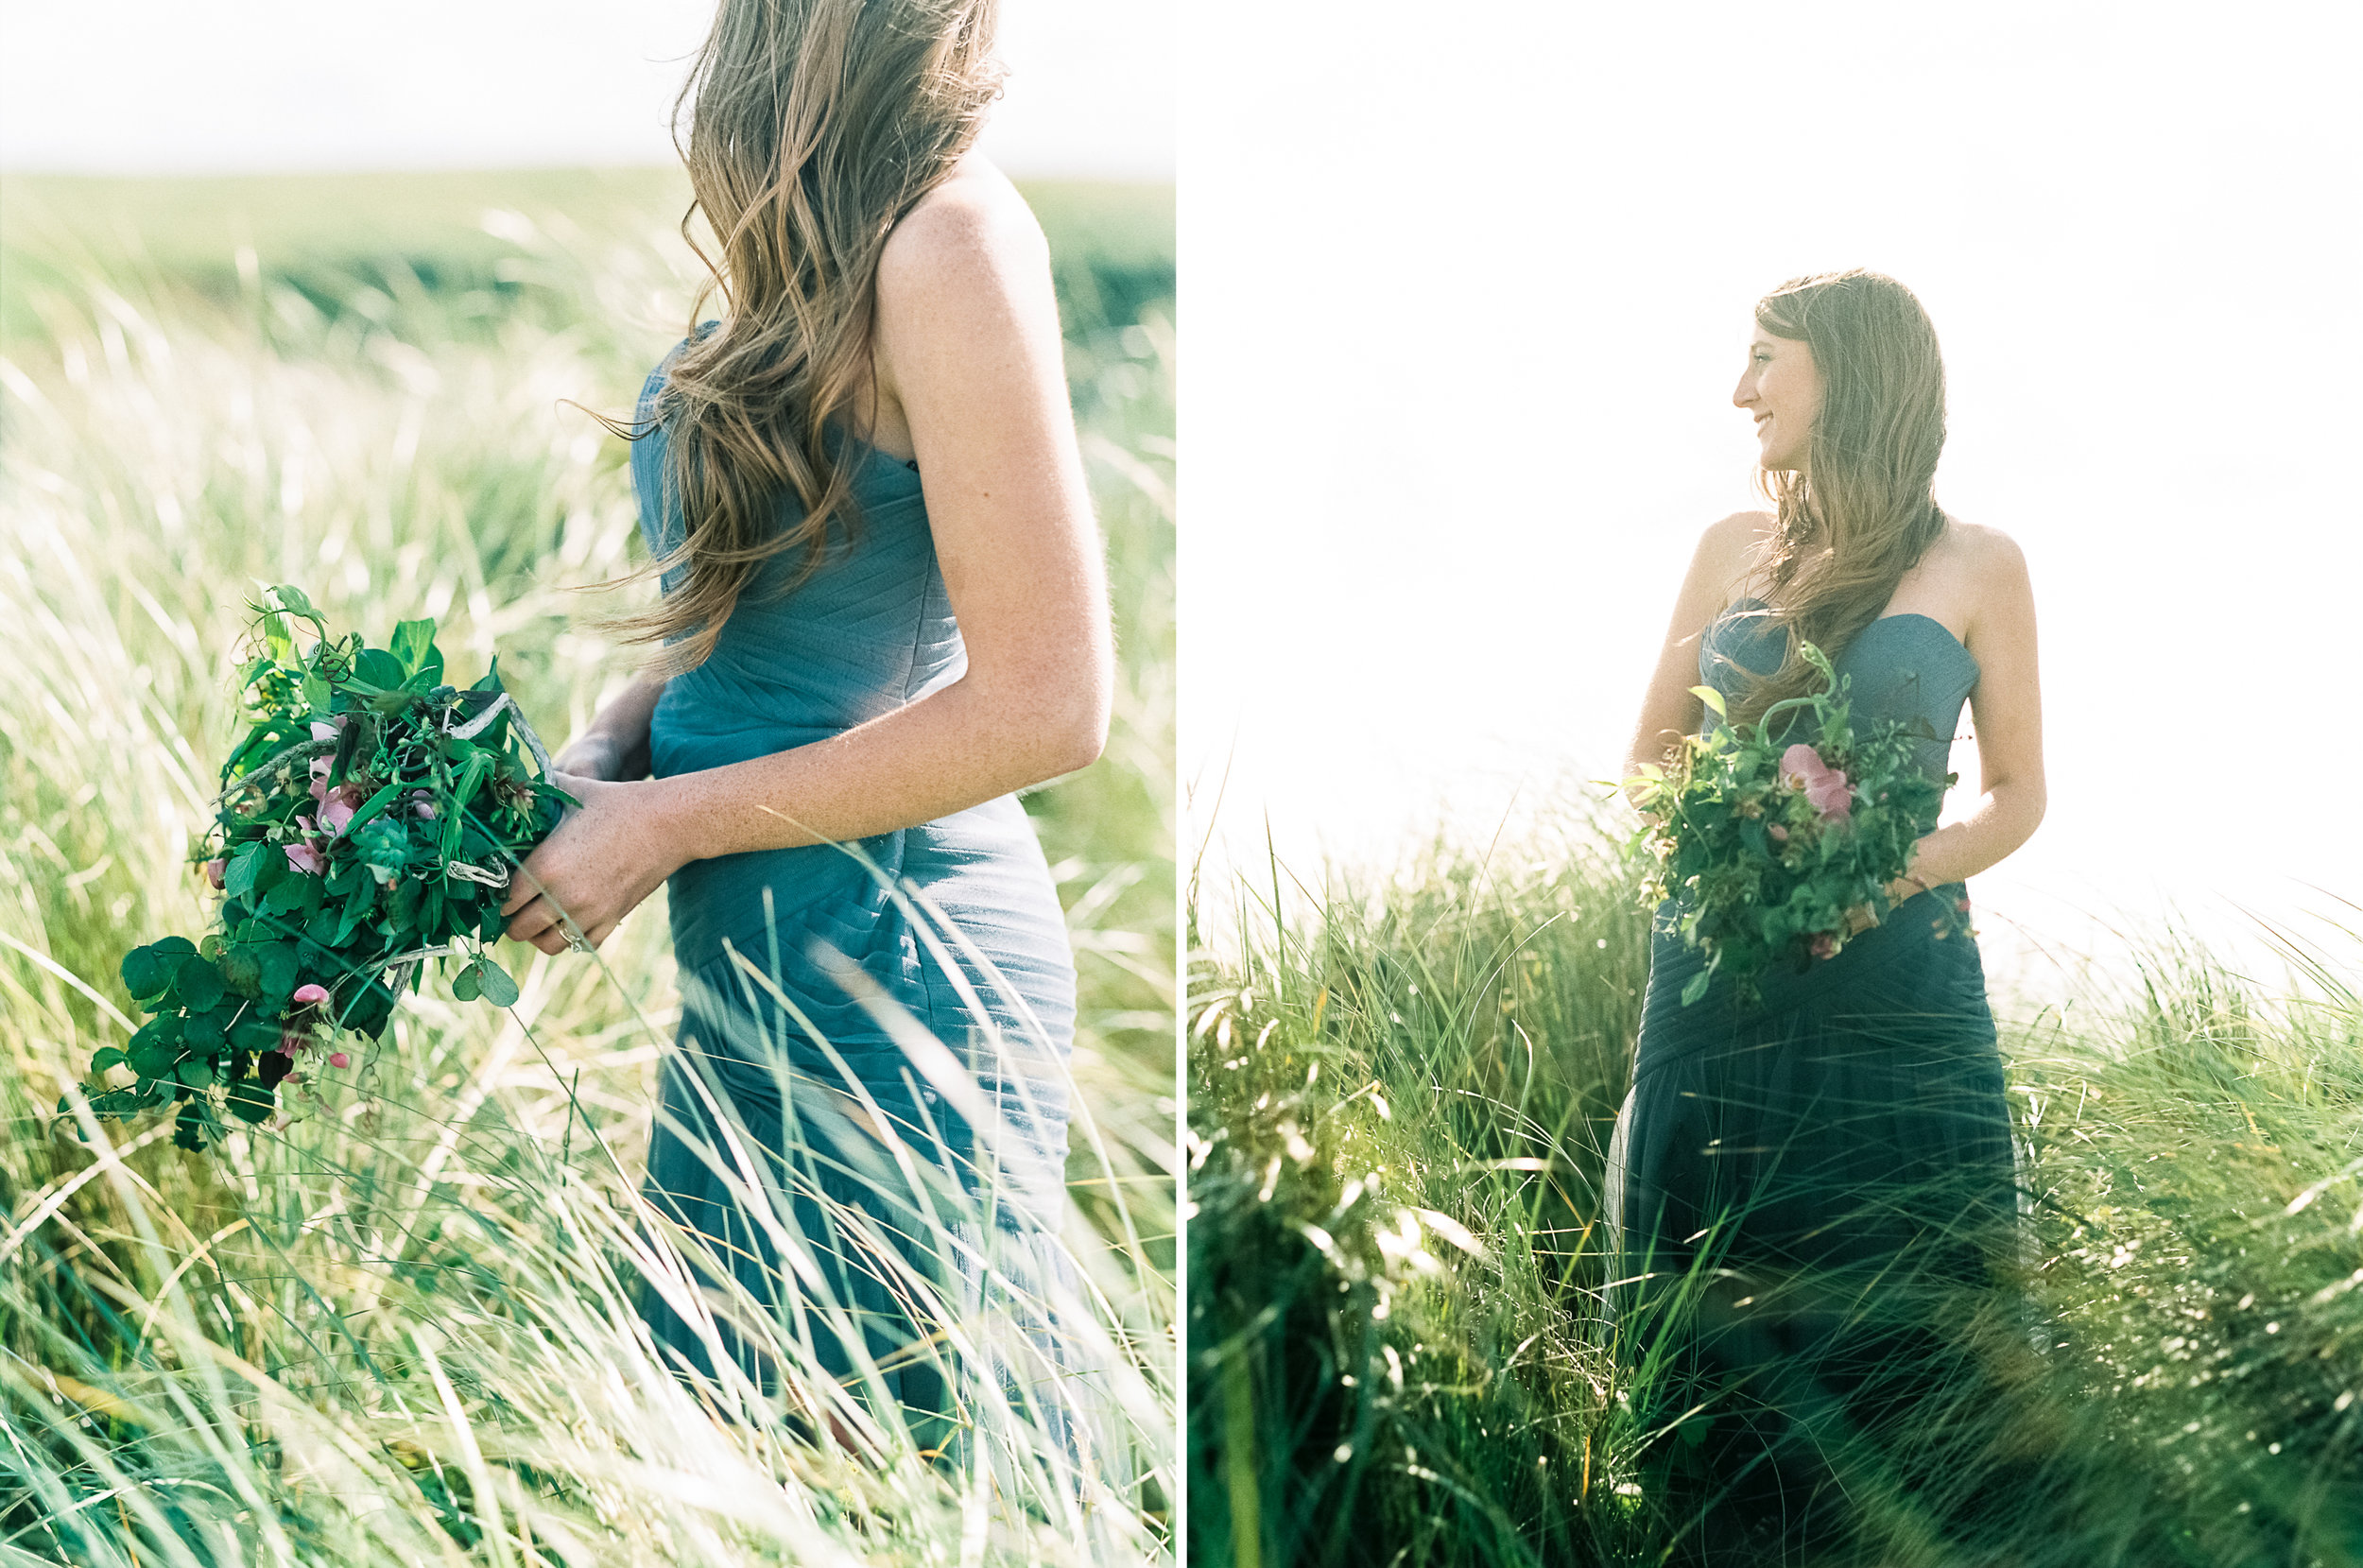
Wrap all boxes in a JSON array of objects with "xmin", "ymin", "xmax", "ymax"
[{"xmin": 1733, "ymin": 327, "xmax": 1820, "ymax": 473}]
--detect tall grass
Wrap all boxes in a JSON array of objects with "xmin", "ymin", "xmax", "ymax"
[
  {"xmin": 1188, "ymin": 797, "xmax": 2363, "ymax": 1566},
  {"xmin": 0, "ymin": 173, "xmax": 1174, "ymax": 1564}
]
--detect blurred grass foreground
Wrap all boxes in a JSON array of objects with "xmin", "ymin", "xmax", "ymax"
[
  {"xmin": 0, "ymin": 169, "xmax": 1174, "ymax": 1564},
  {"xmin": 1188, "ymin": 804, "xmax": 2363, "ymax": 1567}
]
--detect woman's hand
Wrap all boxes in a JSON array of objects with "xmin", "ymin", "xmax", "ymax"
[
  {"xmin": 550, "ymin": 735, "xmax": 624, "ymax": 783},
  {"xmin": 500, "ymin": 772, "xmax": 688, "ymax": 955}
]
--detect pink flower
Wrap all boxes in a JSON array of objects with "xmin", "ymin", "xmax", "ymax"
[
  {"xmin": 204, "ymin": 857, "xmax": 226, "ymax": 888},
  {"xmin": 280, "ymin": 1029, "xmax": 312, "ymax": 1055},
  {"xmin": 319, "ymin": 794, "xmax": 357, "ymax": 836},
  {"xmin": 328, "ymin": 1051, "xmax": 350, "ymax": 1069},
  {"xmin": 291, "ymin": 983, "xmax": 331, "ymax": 1008},
  {"xmin": 1767, "ymin": 823, "xmax": 1788, "ymax": 843},
  {"xmin": 1809, "ymin": 932, "xmax": 1840, "ymax": 959},
  {"xmin": 1779, "ymin": 743, "xmax": 1854, "ymax": 822},
  {"xmin": 309, "ymin": 717, "xmax": 345, "ymax": 743},
  {"xmin": 285, "ymin": 841, "xmax": 326, "ymax": 874},
  {"xmin": 410, "ymin": 789, "xmax": 437, "ymax": 821},
  {"xmin": 308, "ymin": 758, "xmax": 332, "ymax": 803}
]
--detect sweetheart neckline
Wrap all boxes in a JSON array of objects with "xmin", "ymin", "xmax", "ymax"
[{"xmin": 1716, "ymin": 596, "xmax": 1978, "ymax": 675}]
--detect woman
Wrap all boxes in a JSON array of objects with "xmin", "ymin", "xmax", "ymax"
[
  {"xmin": 495, "ymin": 0, "xmax": 1112, "ymax": 1460},
  {"xmin": 1609, "ymin": 269, "xmax": 2044, "ymax": 1561}
]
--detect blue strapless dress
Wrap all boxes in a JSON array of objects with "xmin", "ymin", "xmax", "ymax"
[
  {"xmin": 621, "ymin": 342, "xmax": 1078, "ymax": 1447},
  {"xmin": 1607, "ymin": 599, "xmax": 2021, "ymax": 1558}
]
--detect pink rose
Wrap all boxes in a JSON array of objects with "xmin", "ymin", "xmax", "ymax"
[
  {"xmin": 1779, "ymin": 743, "xmax": 1853, "ymax": 822},
  {"xmin": 291, "ymin": 983, "xmax": 331, "ymax": 1008},
  {"xmin": 203, "ymin": 857, "xmax": 226, "ymax": 888}
]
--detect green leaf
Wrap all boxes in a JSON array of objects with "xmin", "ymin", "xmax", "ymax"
[
  {"xmin": 176, "ymin": 1058, "xmax": 216, "ymax": 1089},
  {"xmin": 218, "ymin": 945, "xmax": 263, "ymax": 997},
  {"xmin": 390, "ymin": 618, "xmax": 441, "ymax": 681},
  {"xmin": 174, "ymin": 956, "xmax": 225, "ymax": 1012},
  {"xmin": 230, "ymin": 1015, "xmax": 282, "ymax": 1055},
  {"xmin": 271, "ymin": 583, "xmax": 319, "ymax": 622},
  {"xmin": 90, "ymin": 1046, "xmax": 128, "ymax": 1073},
  {"xmin": 129, "ymin": 1017, "xmax": 181, "ymax": 1077},
  {"xmin": 121, "ymin": 943, "xmax": 174, "ymax": 1002},
  {"xmin": 334, "ymin": 883, "xmax": 377, "ymax": 948},
  {"xmin": 354, "ymin": 647, "xmax": 405, "ymax": 691},
  {"xmin": 1681, "ymin": 970, "xmax": 1713, "ymax": 1007},
  {"xmin": 224, "ymin": 842, "xmax": 267, "ymax": 901},
  {"xmin": 225, "ymin": 1077, "xmax": 276, "ymax": 1125},
  {"xmin": 181, "ymin": 1007, "xmax": 228, "ymax": 1050},
  {"xmin": 258, "ymin": 944, "xmax": 301, "ymax": 1011},
  {"xmin": 346, "ymin": 782, "xmax": 405, "ymax": 833},
  {"xmin": 302, "ymin": 670, "xmax": 333, "ymax": 714},
  {"xmin": 452, "ymin": 963, "xmax": 481, "ymax": 1003},
  {"xmin": 474, "ymin": 958, "xmax": 520, "ymax": 1008},
  {"xmin": 1690, "ymin": 684, "xmax": 1728, "ymax": 719},
  {"xmin": 263, "ymin": 875, "xmax": 314, "ymax": 914}
]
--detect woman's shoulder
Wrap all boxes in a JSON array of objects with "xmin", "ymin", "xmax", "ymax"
[
  {"xmin": 1926, "ymin": 516, "xmax": 2031, "ymax": 595},
  {"xmin": 1698, "ymin": 509, "xmax": 1779, "ymax": 591},
  {"xmin": 876, "ymin": 154, "xmax": 1049, "ymax": 300},
  {"xmin": 636, "ymin": 323, "xmax": 718, "ymax": 414}
]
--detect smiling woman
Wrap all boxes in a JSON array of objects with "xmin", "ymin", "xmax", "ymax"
[{"xmin": 1608, "ymin": 267, "xmax": 2044, "ymax": 1561}]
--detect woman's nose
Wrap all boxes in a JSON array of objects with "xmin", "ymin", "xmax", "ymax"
[{"xmin": 1732, "ymin": 372, "xmax": 1754, "ymax": 408}]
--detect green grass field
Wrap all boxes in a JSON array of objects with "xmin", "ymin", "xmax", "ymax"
[
  {"xmin": 0, "ymin": 169, "xmax": 1173, "ymax": 1564},
  {"xmin": 1188, "ymin": 802, "xmax": 2363, "ymax": 1566}
]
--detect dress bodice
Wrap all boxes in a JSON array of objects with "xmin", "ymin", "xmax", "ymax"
[
  {"xmin": 629, "ymin": 344, "xmax": 959, "ymax": 776},
  {"xmin": 1698, "ymin": 597, "xmax": 1979, "ymax": 787}
]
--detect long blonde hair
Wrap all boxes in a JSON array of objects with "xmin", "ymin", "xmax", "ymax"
[
  {"xmin": 605, "ymin": 0, "xmax": 1003, "ymax": 675},
  {"xmin": 1725, "ymin": 268, "xmax": 1949, "ymax": 730}
]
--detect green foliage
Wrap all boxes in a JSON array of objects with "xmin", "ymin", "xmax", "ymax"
[
  {"xmin": 1626, "ymin": 642, "xmax": 1955, "ymax": 1007},
  {"xmin": 1190, "ymin": 812, "xmax": 1655, "ymax": 1568},
  {"xmin": 0, "ymin": 169, "xmax": 1173, "ymax": 1565},
  {"xmin": 1191, "ymin": 805, "xmax": 2363, "ymax": 1565},
  {"xmin": 63, "ymin": 592, "xmax": 566, "ymax": 1151}
]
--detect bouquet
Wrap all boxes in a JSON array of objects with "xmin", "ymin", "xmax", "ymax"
[
  {"xmin": 1624, "ymin": 642, "xmax": 1957, "ymax": 1008},
  {"xmin": 60, "ymin": 585, "xmax": 573, "ymax": 1151}
]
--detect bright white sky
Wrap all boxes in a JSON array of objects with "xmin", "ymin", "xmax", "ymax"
[
  {"xmin": 1181, "ymin": 2, "xmax": 2363, "ymax": 997},
  {"xmin": 0, "ymin": 0, "xmax": 1171, "ymax": 179}
]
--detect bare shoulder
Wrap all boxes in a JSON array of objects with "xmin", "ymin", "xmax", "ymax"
[
  {"xmin": 876, "ymin": 153, "xmax": 1049, "ymax": 298},
  {"xmin": 1699, "ymin": 508, "xmax": 1778, "ymax": 582},
  {"xmin": 1936, "ymin": 517, "xmax": 2031, "ymax": 590}
]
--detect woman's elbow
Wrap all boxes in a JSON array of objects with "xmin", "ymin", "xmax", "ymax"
[
  {"xmin": 1045, "ymin": 685, "xmax": 1110, "ymax": 776},
  {"xmin": 1007, "ymin": 669, "xmax": 1108, "ymax": 782}
]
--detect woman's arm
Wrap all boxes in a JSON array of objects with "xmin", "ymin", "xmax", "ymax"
[
  {"xmin": 504, "ymin": 163, "xmax": 1112, "ymax": 955},
  {"xmin": 550, "ymin": 667, "xmax": 669, "ymax": 783},
  {"xmin": 1888, "ymin": 526, "xmax": 2045, "ymax": 897},
  {"xmin": 1621, "ymin": 512, "xmax": 1762, "ymax": 805}
]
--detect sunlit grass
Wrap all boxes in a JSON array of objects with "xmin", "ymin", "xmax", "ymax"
[
  {"xmin": 1188, "ymin": 796, "xmax": 2363, "ymax": 1566},
  {"xmin": 0, "ymin": 173, "xmax": 1173, "ymax": 1564}
]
